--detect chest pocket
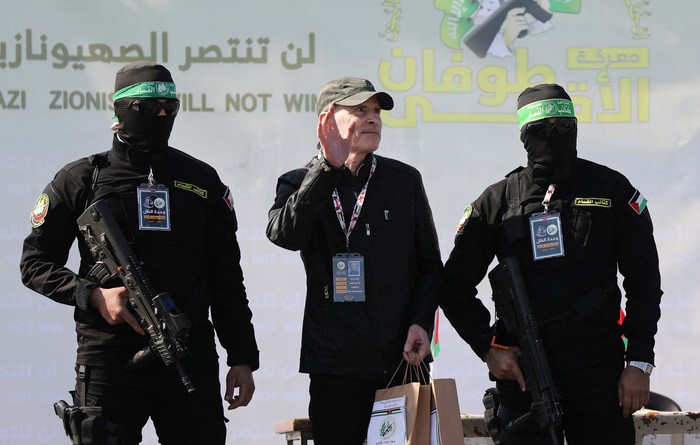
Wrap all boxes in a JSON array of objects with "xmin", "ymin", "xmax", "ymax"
[
  {"xmin": 572, "ymin": 207, "xmax": 592, "ymax": 247},
  {"xmin": 570, "ymin": 199, "xmax": 616, "ymax": 255},
  {"xmin": 166, "ymin": 187, "xmax": 208, "ymax": 245},
  {"xmin": 365, "ymin": 205, "xmax": 415, "ymax": 259},
  {"xmin": 503, "ymin": 201, "xmax": 542, "ymax": 245}
]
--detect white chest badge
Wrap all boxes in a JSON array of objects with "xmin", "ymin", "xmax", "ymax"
[
  {"xmin": 137, "ymin": 167, "xmax": 171, "ymax": 231},
  {"xmin": 529, "ymin": 184, "xmax": 565, "ymax": 261}
]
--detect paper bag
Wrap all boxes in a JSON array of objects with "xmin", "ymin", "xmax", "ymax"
[
  {"xmin": 415, "ymin": 382, "xmax": 431, "ymax": 444},
  {"xmin": 367, "ymin": 394, "xmax": 408, "ymax": 444},
  {"xmin": 429, "ymin": 378, "xmax": 463, "ymax": 445},
  {"xmin": 368, "ymin": 381, "xmax": 431, "ymax": 445}
]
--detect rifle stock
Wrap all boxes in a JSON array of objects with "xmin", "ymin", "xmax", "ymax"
[
  {"xmin": 488, "ymin": 256, "xmax": 562, "ymax": 443},
  {"xmin": 77, "ymin": 200, "xmax": 195, "ymax": 393}
]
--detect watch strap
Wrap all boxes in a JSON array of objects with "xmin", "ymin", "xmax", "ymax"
[{"xmin": 628, "ymin": 360, "xmax": 654, "ymax": 375}]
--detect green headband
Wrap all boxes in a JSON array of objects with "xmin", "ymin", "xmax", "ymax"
[
  {"xmin": 517, "ymin": 99, "xmax": 575, "ymax": 129},
  {"xmin": 113, "ymin": 81, "xmax": 177, "ymax": 101}
]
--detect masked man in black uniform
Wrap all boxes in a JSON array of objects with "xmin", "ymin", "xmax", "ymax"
[
  {"xmin": 20, "ymin": 62, "xmax": 259, "ymax": 445},
  {"xmin": 440, "ymin": 83, "xmax": 662, "ymax": 444}
]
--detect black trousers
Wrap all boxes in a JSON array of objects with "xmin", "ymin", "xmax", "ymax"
[
  {"xmin": 308, "ymin": 373, "xmax": 395, "ymax": 445},
  {"xmin": 496, "ymin": 358, "xmax": 635, "ymax": 445},
  {"xmin": 74, "ymin": 345, "xmax": 226, "ymax": 445}
]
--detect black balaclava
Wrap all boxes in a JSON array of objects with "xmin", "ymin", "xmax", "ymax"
[
  {"xmin": 112, "ymin": 62, "xmax": 177, "ymax": 156},
  {"xmin": 517, "ymin": 83, "xmax": 577, "ymax": 184}
]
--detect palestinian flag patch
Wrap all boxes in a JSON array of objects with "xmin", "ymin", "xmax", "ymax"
[
  {"xmin": 628, "ymin": 189, "xmax": 648, "ymax": 215},
  {"xmin": 222, "ymin": 186, "xmax": 234, "ymax": 211},
  {"xmin": 31, "ymin": 193, "xmax": 50, "ymax": 228}
]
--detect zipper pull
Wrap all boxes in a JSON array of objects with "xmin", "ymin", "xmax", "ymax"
[{"xmin": 366, "ymin": 223, "xmax": 371, "ymax": 236}]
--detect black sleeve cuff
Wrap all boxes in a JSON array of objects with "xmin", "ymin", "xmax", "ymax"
[{"xmin": 75, "ymin": 280, "xmax": 98, "ymax": 311}]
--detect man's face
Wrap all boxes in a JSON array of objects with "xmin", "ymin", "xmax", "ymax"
[{"xmin": 333, "ymin": 96, "xmax": 383, "ymax": 155}]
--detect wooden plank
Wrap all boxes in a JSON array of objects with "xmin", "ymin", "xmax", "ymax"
[{"xmin": 275, "ymin": 411, "xmax": 700, "ymax": 444}]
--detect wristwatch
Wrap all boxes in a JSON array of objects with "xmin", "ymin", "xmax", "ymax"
[{"xmin": 627, "ymin": 361, "xmax": 654, "ymax": 375}]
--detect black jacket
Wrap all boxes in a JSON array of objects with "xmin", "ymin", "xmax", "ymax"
[
  {"xmin": 441, "ymin": 158, "xmax": 662, "ymax": 371},
  {"xmin": 267, "ymin": 153, "xmax": 442, "ymax": 375},
  {"xmin": 20, "ymin": 136, "xmax": 259, "ymax": 370}
]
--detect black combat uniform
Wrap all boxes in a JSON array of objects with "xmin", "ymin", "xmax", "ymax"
[
  {"xmin": 441, "ymin": 158, "xmax": 662, "ymax": 444},
  {"xmin": 20, "ymin": 136, "xmax": 259, "ymax": 444}
]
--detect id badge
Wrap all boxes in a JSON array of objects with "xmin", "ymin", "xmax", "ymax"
[
  {"xmin": 332, "ymin": 253, "xmax": 366, "ymax": 302},
  {"xmin": 529, "ymin": 212, "xmax": 565, "ymax": 260},
  {"xmin": 137, "ymin": 185, "xmax": 171, "ymax": 231}
]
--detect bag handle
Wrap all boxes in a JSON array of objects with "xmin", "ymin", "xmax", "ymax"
[{"xmin": 384, "ymin": 359, "xmax": 432, "ymax": 390}]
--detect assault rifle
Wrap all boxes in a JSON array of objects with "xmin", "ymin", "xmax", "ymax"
[
  {"xmin": 77, "ymin": 200, "xmax": 195, "ymax": 393},
  {"xmin": 487, "ymin": 256, "xmax": 562, "ymax": 444},
  {"xmin": 463, "ymin": 0, "xmax": 553, "ymax": 58}
]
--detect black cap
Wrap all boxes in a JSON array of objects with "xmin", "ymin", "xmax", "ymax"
[
  {"xmin": 316, "ymin": 77, "xmax": 394, "ymax": 115},
  {"xmin": 516, "ymin": 83, "xmax": 575, "ymax": 129},
  {"xmin": 114, "ymin": 61, "xmax": 175, "ymax": 100},
  {"xmin": 517, "ymin": 83, "xmax": 571, "ymax": 111}
]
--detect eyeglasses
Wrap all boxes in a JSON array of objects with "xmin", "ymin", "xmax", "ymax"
[
  {"xmin": 125, "ymin": 100, "xmax": 180, "ymax": 117},
  {"xmin": 525, "ymin": 118, "xmax": 577, "ymax": 138}
]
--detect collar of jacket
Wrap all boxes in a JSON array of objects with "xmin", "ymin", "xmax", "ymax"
[
  {"xmin": 525, "ymin": 157, "xmax": 578, "ymax": 186},
  {"xmin": 111, "ymin": 133, "xmax": 167, "ymax": 165},
  {"xmin": 339, "ymin": 153, "xmax": 375, "ymax": 184}
]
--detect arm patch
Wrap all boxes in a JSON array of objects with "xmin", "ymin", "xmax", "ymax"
[
  {"xmin": 456, "ymin": 204, "xmax": 473, "ymax": 235},
  {"xmin": 223, "ymin": 186, "xmax": 234, "ymax": 211},
  {"xmin": 628, "ymin": 189, "xmax": 648, "ymax": 215}
]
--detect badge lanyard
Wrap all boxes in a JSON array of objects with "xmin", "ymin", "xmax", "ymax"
[
  {"xmin": 542, "ymin": 183, "xmax": 556, "ymax": 213},
  {"xmin": 147, "ymin": 167, "xmax": 156, "ymax": 187},
  {"xmin": 331, "ymin": 157, "xmax": 376, "ymax": 251},
  {"xmin": 330, "ymin": 157, "xmax": 375, "ymax": 303},
  {"xmin": 137, "ymin": 166, "xmax": 171, "ymax": 231},
  {"xmin": 529, "ymin": 183, "xmax": 565, "ymax": 260}
]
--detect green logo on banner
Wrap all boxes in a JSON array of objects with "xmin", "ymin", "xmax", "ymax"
[
  {"xmin": 434, "ymin": 0, "xmax": 481, "ymax": 49},
  {"xmin": 550, "ymin": 0, "xmax": 582, "ymax": 14}
]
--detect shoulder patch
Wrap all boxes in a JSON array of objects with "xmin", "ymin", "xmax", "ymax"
[
  {"xmin": 174, "ymin": 180, "xmax": 208, "ymax": 198},
  {"xmin": 223, "ymin": 186, "xmax": 234, "ymax": 211},
  {"xmin": 456, "ymin": 204, "xmax": 473, "ymax": 235},
  {"xmin": 573, "ymin": 197, "xmax": 612, "ymax": 208},
  {"xmin": 31, "ymin": 193, "xmax": 50, "ymax": 228},
  {"xmin": 628, "ymin": 189, "xmax": 648, "ymax": 215}
]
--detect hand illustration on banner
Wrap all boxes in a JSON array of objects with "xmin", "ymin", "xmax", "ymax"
[{"xmin": 434, "ymin": 0, "xmax": 582, "ymax": 59}]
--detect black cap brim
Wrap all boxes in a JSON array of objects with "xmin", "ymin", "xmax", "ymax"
[{"xmin": 335, "ymin": 91, "xmax": 394, "ymax": 110}]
